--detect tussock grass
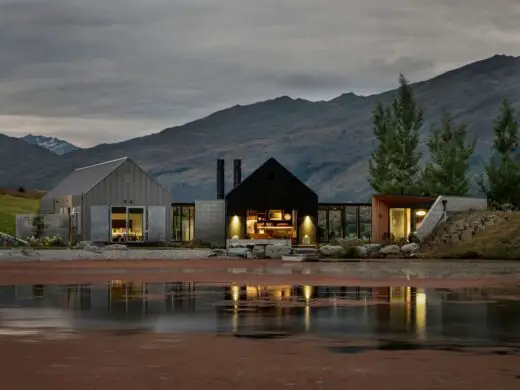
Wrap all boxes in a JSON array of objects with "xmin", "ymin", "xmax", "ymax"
[
  {"xmin": 421, "ymin": 213, "xmax": 520, "ymax": 260},
  {"xmin": 0, "ymin": 193, "xmax": 41, "ymax": 236}
]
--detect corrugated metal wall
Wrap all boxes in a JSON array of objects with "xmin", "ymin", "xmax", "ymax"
[{"xmin": 83, "ymin": 159, "xmax": 173, "ymax": 241}]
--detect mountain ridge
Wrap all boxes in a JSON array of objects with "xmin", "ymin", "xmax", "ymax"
[
  {"xmin": 21, "ymin": 134, "xmax": 80, "ymax": 155},
  {"xmin": 1, "ymin": 54, "xmax": 519, "ymax": 201}
]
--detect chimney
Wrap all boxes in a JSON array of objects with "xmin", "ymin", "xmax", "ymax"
[
  {"xmin": 233, "ymin": 159, "xmax": 242, "ymax": 188},
  {"xmin": 216, "ymin": 159, "xmax": 225, "ymax": 199}
]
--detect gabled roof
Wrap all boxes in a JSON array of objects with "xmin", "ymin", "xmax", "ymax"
[
  {"xmin": 225, "ymin": 157, "xmax": 318, "ymax": 215},
  {"xmin": 42, "ymin": 157, "xmax": 128, "ymax": 199}
]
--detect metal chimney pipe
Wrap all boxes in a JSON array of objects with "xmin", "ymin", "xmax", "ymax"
[
  {"xmin": 233, "ymin": 159, "xmax": 242, "ymax": 188},
  {"xmin": 216, "ymin": 159, "xmax": 225, "ymax": 199}
]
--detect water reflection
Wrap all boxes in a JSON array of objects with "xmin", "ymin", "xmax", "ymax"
[{"xmin": 0, "ymin": 282, "xmax": 519, "ymax": 343}]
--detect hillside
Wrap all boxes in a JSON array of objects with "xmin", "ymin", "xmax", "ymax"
[
  {"xmin": 21, "ymin": 134, "xmax": 80, "ymax": 155},
  {"xmin": 0, "ymin": 189, "xmax": 43, "ymax": 236},
  {"xmin": 1, "ymin": 54, "xmax": 519, "ymax": 201}
]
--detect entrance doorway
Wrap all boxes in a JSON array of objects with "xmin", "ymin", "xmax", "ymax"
[
  {"xmin": 110, "ymin": 206, "xmax": 145, "ymax": 243},
  {"xmin": 389, "ymin": 208, "xmax": 411, "ymax": 242}
]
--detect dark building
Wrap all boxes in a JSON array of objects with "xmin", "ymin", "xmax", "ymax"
[{"xmin": 225, "ymin": 158, "xmax": 318, "ymax": 245}]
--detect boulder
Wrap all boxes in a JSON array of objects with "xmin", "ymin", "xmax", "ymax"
[
  {"xmin": 401, "ymin": 243, "xmax": 420, "ymax": 254},
  {"xmin": 319, "ymin": 245, "xmax": 344, "ymax": 257},
  {"xmin": 364, "ymin": 244, "xmax": 381, "ymax": 256},
  {"xmin": 265, "ymin": 244, "xmax": 292, "ymax": 259},
  {"xmin": 354, "ymin": 246, "xmax": 368, "ymax": 258},
  {"xmin": 380, "ymin": 245, "xmax": 401, "ymax": 255},
  {"xmin": 207, "ymin": 249, "xmax": 227, "ymax": 257}
]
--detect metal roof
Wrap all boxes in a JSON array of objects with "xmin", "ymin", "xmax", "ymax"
[{"xmin": 42, "ymin": 157, "xmax": 128, "ymax": 199}]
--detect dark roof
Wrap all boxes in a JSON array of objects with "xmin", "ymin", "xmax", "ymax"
[
  {"xmin": 225, "ymin": 157, "xmax": 318, "ymax": 215},
  {"xmin": 42, "ymin": 157, "xmax": 127, "ymax": 199}
]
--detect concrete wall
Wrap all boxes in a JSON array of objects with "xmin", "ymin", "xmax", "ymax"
[
  {"xmin": 442, "ymin": 196, "xmax": 488, "ymax": 212},
  {"xmin": 194, "ymin": 200, "xmax": 225, "ymax": 247},
  {"xmin": 16, "ymin": 214, "xmax": 70, "ymax": 243}
]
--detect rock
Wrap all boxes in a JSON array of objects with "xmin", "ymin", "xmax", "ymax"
[
  {"xmin": 401, "ymin": 243, "xmax": 420, "ymax": 254},
  {"xmin": 265, "ymin": 244, "xmax": 292, "ymax": 259},
  {"xmin": 207, "ymin": 249, "xmax": 227, "ymax": 257},
  {"xmin": 319, "ymin": 245, "xmax": 344, "ymax": 256},
  {"xmin": 364, "ymin": 244, "xmax": 381, "ymax": 256},
  {"xmin": 354, "ymin": 246, "xmax": 368, "ymax": 258},
  {"xmin": 103, "ymin": 244, "xmax": 128, "ymax": 251},
  {"xmin": 380, "ymin": 245, "xmax": 400, "ymax": 254},
  {"xmin": 74, "ymin": 241, "xmax": 92, "ymax": 250}
]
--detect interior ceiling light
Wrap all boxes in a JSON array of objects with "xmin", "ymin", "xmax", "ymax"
[{"xmin": 416, "ymin": 210, "xmax": 427, "ymax": 216}]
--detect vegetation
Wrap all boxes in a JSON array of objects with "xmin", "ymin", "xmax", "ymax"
[
  {"xmin": 369, "ymin": 74, "xmax": 423, "ymax": 195},
  {"xmin": 0, "ymin": 192, "xmax": 41, "ymax": 236},
  {"xmin": 420, "ymin": 212, "xmax": 520, "ymax": 260},
  {"xmin": 478, "ymin": 100, "xmax": 520, "ymax": 208},
  {"xmin": 421, "ymin": 113, "xmax": 476, "ymax": 196}
]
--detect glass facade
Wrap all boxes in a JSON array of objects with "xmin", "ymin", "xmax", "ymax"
[
  {"xmin": 172, "ymin": 204, "xmax": 195, "ymax": 241},
  {"xmin": 318, "ymin": 203, "xmax": 372, "ymax": 243}
]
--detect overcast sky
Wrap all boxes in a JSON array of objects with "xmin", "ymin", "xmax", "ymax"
[{"xmin": 1, "ymin": 0, "xmax": 519, "ymax": 147}]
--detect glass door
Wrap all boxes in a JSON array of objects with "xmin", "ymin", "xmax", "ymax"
[
  {"xmin": 127, "ymin": 207, "xmax": 145, "ymax": 242},
  {"xmin": 389, "ymin": 208, "xmax": 411, "ymax": 242}
]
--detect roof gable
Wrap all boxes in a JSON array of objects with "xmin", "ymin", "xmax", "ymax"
[
  {"xmin": 42, "ymin": 157, "xmax": 128, "ymax": 199},
  {"xmin": 225, "ymin": 158, "xmax": 318, "ymax": 213}
]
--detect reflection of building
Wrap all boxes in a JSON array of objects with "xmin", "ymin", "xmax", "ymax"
[{"xmin": 39, "ymin": 157, "xmax": 173, "ymax": 244}]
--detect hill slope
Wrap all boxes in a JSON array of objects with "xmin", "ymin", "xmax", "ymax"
[{"xmin": 1, "ymin": 54, "xmax": 520, "ymax": 201}]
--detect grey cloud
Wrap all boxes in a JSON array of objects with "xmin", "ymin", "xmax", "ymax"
[{"xmin": 0, "ymin": 0, "xmax": 519, "ymax": 145}]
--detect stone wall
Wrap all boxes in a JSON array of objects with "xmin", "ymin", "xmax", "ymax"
[
  {"xmin": 194, "ymin": 200, "xmax": 226, "ymax": 247},
  {"xmin": 16, "ymin": 214, "xmax": 70, "ymax": 243},
  {"xmin": 420, "ymin": 210, "xmax": 513, "ymax": 251}
]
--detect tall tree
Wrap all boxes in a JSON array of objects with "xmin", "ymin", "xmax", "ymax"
[
  {"xmin": 479, "ymin": 100, "xmax": 520, "ymax": 207},
  {"xmin": 422, "ymin": 113, "xmax": 476, "ymax": 196},
  {"xmin": 368, "ymin": 74, "xmax": 424, "ymax": 195}
]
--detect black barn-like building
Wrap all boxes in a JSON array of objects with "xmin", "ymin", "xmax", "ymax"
[{"xmin": 225, "ymin": 158, "xmax": 318, "ymax": 245}]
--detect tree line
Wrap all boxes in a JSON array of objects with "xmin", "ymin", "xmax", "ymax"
[{"xmin": 368, "ymin": 75, "xmax": 520, "ymax": 208}]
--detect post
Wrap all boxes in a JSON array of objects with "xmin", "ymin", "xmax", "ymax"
[{"xmin": 68, "ymin": 206, "xmax": 72, "ymax": 249}]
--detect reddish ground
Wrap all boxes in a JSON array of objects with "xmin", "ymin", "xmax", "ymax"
[
  {"xmin": 0, "ymin": 332, "xmax": 519, "ymax": 390},
  {"xmin": 0, "ymin": 259, "xmax": 517, "ymax": 288},
  {"xmin": 1, "ymin": 259, "xmax": 519, "ymax": 389}
]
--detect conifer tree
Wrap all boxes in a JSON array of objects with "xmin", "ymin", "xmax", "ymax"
[
  {"xmin": 368, "ymin": 74, "xmax": 423, "ymax": 195},
  {"xmin": 422, "ymin": 113, "xmax": 476, "ymax": 196},
  {"xmin": 479, "ymin": 100, "xmax": 520, "ymax": 208}
]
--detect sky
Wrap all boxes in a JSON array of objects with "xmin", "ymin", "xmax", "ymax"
[{"xmin": 1, "ymin": 0, "xmax": 519, "ymax": 147}]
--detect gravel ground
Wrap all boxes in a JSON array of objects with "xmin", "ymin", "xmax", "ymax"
[
  {"xmin": 0, "ymin": 248, "xmax": 212, "ymax": 261},
  {"xmin": 1, "ymin": 332, "xmax": 519, "ymax": 390}
]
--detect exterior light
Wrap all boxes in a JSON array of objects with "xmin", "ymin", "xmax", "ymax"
[{"xmin": 416, "ymin": 210, "xmax": 427, "ymax": 217}]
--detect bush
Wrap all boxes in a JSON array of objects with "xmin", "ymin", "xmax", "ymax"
[{"xmin": 26, "ymin": 235, "xmax": 64, "ymax": 247}]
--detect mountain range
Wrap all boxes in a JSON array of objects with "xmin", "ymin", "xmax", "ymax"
[
  {"xmin": 0, "ymin": 54, "xmax": 519, "ymax": 202},
  {"xmin": 21, "ymin": 134, "xmax": 80, "ymax": 155}
]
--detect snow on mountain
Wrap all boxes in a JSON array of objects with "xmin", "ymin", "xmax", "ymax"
[{"xmin": 21, "ymin": 134, "xmax": 80, "ymax": 155}]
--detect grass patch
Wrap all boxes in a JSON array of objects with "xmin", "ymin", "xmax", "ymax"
[
  {"xmin": 0, "ymin": 193, "xmax": 41, "ymax": 236},
  {"xmin": 421, "ymin": 213, "xmax": 520, "ymax": 260}
]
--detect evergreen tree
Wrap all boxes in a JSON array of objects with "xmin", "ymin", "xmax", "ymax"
[
  {"xmin": 368, "ymin": 74, "xmax": 423, "ymax": 195},
  {"xmin": 479, "ymin": 100, "xmax": 520, "ymax": 208},
  {"xmin": 422, "ymin": 113, "xmax": 476, "ymax": 196}
]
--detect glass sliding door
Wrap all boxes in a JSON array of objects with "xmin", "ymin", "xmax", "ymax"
[
  {"xmin": 328, "ymin": 209, "xmax": 343, "ymax": 242},
  {"xmin": 389, "ymin": 208, "xmax": 411, "ymax": 242},
  {"xmin": 359, "ymin": 206, "xmax": 372, "ymax": 240},
  {"xmin": 110, "ymin": 206, "xmax": 145, "ymax": 243},
  {"xmin": 172, "ymin": 204, "xmax": 195, "ymax": 242},
  {"xmin": 345, "ymin": 206, "xmax": 358, "ymax": 239},
  {"xmin": 127, "ymin": 207, "xmax": 145, "ymax": 242}
]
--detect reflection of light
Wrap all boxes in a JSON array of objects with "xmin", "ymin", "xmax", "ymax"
[
  {"xmin": 415, "ymin": 210, "xmax": 427, "ymax": 216},
  {"xmin": 416, "ymin": 290, "xmax": 427, "ymax": 305},
  {"xmin": 303, "ymin": 285, "xmax": 313, "ymax": 303},
  {"xmin": 415, "ymin": 288, "xmax": 427, "ymax": 339},
  {"xmin": 231, "ymin": 285, "xmax": 240, "ymax": 308},
  {"xmin": 304, "ymin": 305, "xmax": 310, "ymax": 332}
]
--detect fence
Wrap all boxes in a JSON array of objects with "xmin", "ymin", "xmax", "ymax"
[{"xmin": 16, "ymin": 214, "xmax": 70, "ymax": 244}]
